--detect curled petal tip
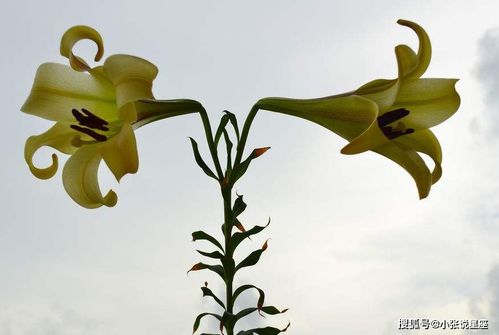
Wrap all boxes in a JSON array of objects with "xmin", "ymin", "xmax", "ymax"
[
  {"xmin": 60, "ymin": 25, "xmax": 104, "ymax": 72},
  {"xmin": 103, "ymin": 190, "xmax": 118, "ymax": 207}
]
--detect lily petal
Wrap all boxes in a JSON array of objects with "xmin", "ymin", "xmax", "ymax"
[
  {"xmin": 257, "ymin": 95, "xmax": 379, "ymax": 141},
  {"xmin": 397, "ymin": 19, "xmax": 431, "ymax": 79},
  {"xmin": 393, "ymin": 78, "xmax": 460, "ymax": 129},
  {"xmin": 101, "ymin": 123, "xmax": 138, "ymax": 181},
  {"xmin": 395, "ymin": 129, "xmax": 442, "ymax": 184},
  {"xmin": 395, "ymin": 44, "xmax": 418, "ymax": 78},
  {"xmin": 374, "ymin": 141, "xmax": 432, "ymax": 199},
  {"xmin": 133, "ymin": 99, "xmax": 202, "ymax": 129},
  {"xmin": 24, "ymin": 122, "xmax": 79, "ymax": 179},
  {"xmin": 21, "ymin": 63, "xmax": 116, "ymax": 122},
  {"xmin": 60, "ymin": 25, "xmax": 104, "ymax": 72},
  {"xmin": 63, "ymin": 146, "xmax": 117, "ymax": 208},
  {"xmin": 354, "ymin": 79, "xmax": 400, "ymax": 111},
  {"xmin": 103, "ymin": 54, "xmax": 157, "ymax": 121}
]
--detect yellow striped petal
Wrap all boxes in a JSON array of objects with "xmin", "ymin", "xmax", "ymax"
[
  {"xmin": 374, "ymin": 142, "xmax": 432, "ymax": 199},
  {"xmin": 103, "ymin": 54, "xmax": 157, "ymax": 122},
  {"xmin": 24, "ymin": 122, "xmax": 78, "ymax": 179},
  {"xmin": 395, "ymin": 44, "xmax": 418, "ymax": 78},
  {"xmin": 397, "ymin": 19, "xmax": 431, "ymax": 79},
  {"xmin": 395, "ymin": 129, "xmax": 442, "ymax": 184},
  {"xmin": 62, "ymin": 145, "xmax": 117, "ymax": 208},
  {"xmin": 101, "ymin": 124, "xmax": 138, "ymax": 181},
  {"xmin": 21, "ymin": 63, "xmax": 116, "ymax": 122},
  {"xmin": 393, "ymin": 78, "xmax": 460, "ymax": 129}
]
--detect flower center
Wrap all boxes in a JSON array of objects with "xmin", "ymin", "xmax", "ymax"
[
  {"xmin": 70, "ymin": 108, "xmax": 109, "ymax": 142},
  {"xmin": 377, "ymin": 108, "xmax": 415, "ymax": 139}
]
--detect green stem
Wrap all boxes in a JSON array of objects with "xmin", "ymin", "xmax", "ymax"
[
  {"xmin": 222, "ymin": 186, "xmax": 235, "ymax": 335},
  {"xmin": 198, "ymin": 106, "xmax": 224, "ymax": 179},
  {"xmin": 234, "ymin": 105, "xmax": 260, "ymax": 166}
]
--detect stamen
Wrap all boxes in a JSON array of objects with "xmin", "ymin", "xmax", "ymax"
[
  {"xmin": 70, "ymin": 125, "xmax": 107, "ymax": 142},
  {"xmin": 72, "ymin": 108, "xmax": 109, "ymax": 131},
  {"xmin": 377, "ymin": 108, "xmax": 410, "ymax": 127}
]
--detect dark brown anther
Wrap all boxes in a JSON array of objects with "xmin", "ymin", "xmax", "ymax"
[
  {"xmin": 377, "ymin": 108, "xmax": 414, "ymax": 140},
  {"xmin": 72, "ymin": 108, "xmax": 109, "ymax": 131},
  {"xmin": 377, "ymin": 108, "xmax": 410, "ymax": 128},
  {"xmin": 70, "ymin": 125, "xmax": 107, "ymax": 142}
]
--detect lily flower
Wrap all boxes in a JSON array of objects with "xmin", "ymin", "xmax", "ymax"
[
  {"xmin": 256, "ymin": 20, "xmax": 460, "ymax": 199},
  {"xmin": 22, "ymin": 26, "xmax": 202, "ymax": 208}
]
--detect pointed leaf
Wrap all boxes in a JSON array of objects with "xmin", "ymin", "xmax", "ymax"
[
  {"xmin": 189, "ymin": 137, "xmax": 218, "ymax": 180},
  {"xmin": 188, "ymin": 262, "xmax": 225, "ymax": 280},
  {"xmin": 233, "ymin": 284, "xmax": 265, "ymax": 312},
  {"xmin": 196, "ymin": 249, "xmax": 224, "ymax": 259},
  {"xmin": 230, "ymin": 147, "xmax": 270, "ymax": 184},
  {"xmin": 235, "ymin": 240, "xmax": 269, "ymax": 272},
  {"xmin": 200, "ymin": 284, "xmax": 225, "ymax": 309},
  {"xmin": 237, "ymin": 322, "xmax": 290, "ymax": 335},
  {"xmin": 232, "ymin": 194, "xmax": 247, "ymax": 218},
  {"xmin": 223, "ymin": 110, "xmax": 240, "ymax": 142},
  {"xmin": 223, "ymin": 129, "xmax": 233, "ymax": 173},
  {"xmin": 193, "ymin": 312, "xmax": 222, "ymax": 334},
  {"xmin": 192, "ymin": 231, "xmax": 224, "ymax": 252},
  {"xmin": 231, "ymin": 218, "xmax": 270, "ymax": 251},
  {"xmin": 214, "ymin": 114, "xmax": 230, "ymax": 147}
]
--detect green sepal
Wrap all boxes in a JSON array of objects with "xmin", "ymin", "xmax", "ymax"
[
  {"xmin": 232, "ymin": 194, "xmax": 247, "ymax": 218},
  {"xmin": 192, "ymin": 231, "xmax": 224, "ymax": 252},
  {"xmin": 214, "ymin": 114, "xmax": 230, "ymax": 147},
  {"xmin": 200, "ymin": 284, "xmax": 225, "ymax": 309},
  {"xmin": 187, "ymin": 262, "xmax": 225, "ymax": 280},
  {"xmin": 233, "ymin": 284, "xmax": 265, "ymax": 311},
  {"xmin": 231, "ymin": 218, "xmax": 270, "ymax": 251},
  {"xmin": 235, "ymin": 240, "xmax": 268, "ymax": 272},
  {"xmin": 196, "ymin": 249, "xmax": 224, "ymax": 259},
  {"xmin": 237, "ymin": 322, "xmax": 290, "ymax": 335},
  {"xmin": 192, "ymin": 312, "xmax": 222, "ymax": 334},
  {"xmin": 189, "ymin": 137, "xmax": 218, "ymax": 180},
  {"xmin": 223, "ymin": 110, "xmax": 240, "ymax": 143}
]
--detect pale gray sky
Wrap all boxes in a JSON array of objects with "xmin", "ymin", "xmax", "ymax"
[{"xmin": 1, "ymin": 0, "xmax": 499, "ymax": 334}]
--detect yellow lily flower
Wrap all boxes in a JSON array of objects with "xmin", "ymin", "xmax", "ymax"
[
  {"xmin": 256, "ymin": 20, "xmax": 460, "ymax": 199},
  {"xmin": 22, "ymin": 26, "xmax": 201, "ymax": 208}
]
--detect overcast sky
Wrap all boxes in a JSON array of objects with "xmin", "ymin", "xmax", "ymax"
[{"xmin": 2, "ymin": 1, "xmax": 499, "ymax": 334}]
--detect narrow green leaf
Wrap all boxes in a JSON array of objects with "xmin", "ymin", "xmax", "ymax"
[
  {"xmin": 232, "ymin": 194, "xmax": 247, "ymax": 218},
  {"xmin": 200, "ymin": 284, "xmax": 225, "ymax": 309},
  {"xmin": 192, "ymin": 312, "xmax": 222, "ymax": 334},
  {"xmin": 196, "ymin": 249, "xmax": 224, "ymax": 259},
  {"xmin": 223, "ymin": 129, "xmax": 233, "ymax": 173},
  {"xmin": 233, "ymin": 284, "xmax": 265, "ymax": 311},
  {"xmin": 237, "ymin": 322, "xmax": 290, "ymax": 335},
  {"xmin": 260, "ymin": 306, "xmax": 289, "ymax": 315},
  {"xmin": 235, "ymin": 240, "xmax": 268, "ymax": 272},
  {"xmin": 236, "ymin": 307, "xmax": 257, "ymax": 320},
  {"xmin": 223, "ymin": 110, "xmax": 240, "ymax": 142},
  {"xmin": 192, "ymin": 231, "xmax": 224, "ymax": 252},
  {"xmin": 231, "ymin": 218, "xmax": 270, "ymax": 251},
  {"xmin": 214, "ymin": 114, "xmax": 230, "ymax": 147},
  {"xmin": 189, "ymin": 137, "xmax": 218, "ymax": 180},
  {"xmin": 187, "ymin": 262, "xmax": 225, "ymax": 280},
  {"xmin": 230, "ymin": 147, "xmax": 270, "ymax": 184}
]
